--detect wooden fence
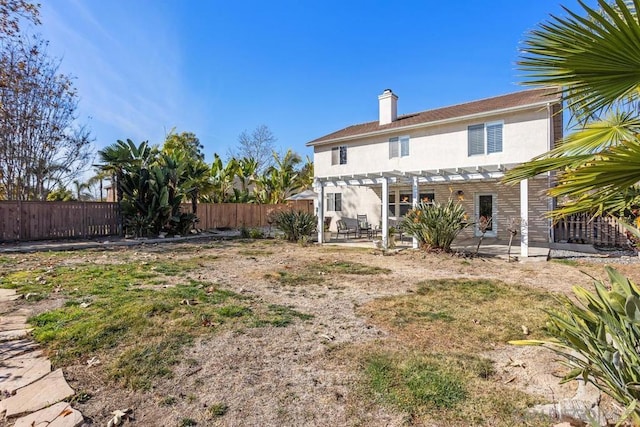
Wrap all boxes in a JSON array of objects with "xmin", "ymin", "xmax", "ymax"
[
  {"xmin": 185, "ymin": 200, "xmax": 313, "ymax": 229},
  {"xmin": 0, "ymin": 201, "xmax": 119, "ymax": 241},
  {"xmin": 553, "ymin": 213, "xmax": 630, "ymax": 247},
  {"xmin": 0, "ymin": 200, "xmax": 314, "ymax": 242}
]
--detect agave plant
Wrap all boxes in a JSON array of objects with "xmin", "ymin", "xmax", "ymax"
[
  {"xmin": 399, "ymin": 199, "xmax": 470, "ymax": 251},
  {"xmin": 511, "ymin": 267, "xmax": 640, "ymax": 425},
  {"xmin": 273, "ymin": 210, "xmax": 317, "ymax": 242}
]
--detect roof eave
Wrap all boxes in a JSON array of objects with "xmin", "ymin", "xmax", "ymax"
[{"xmin": 306, "ymin": 98, "xmax": 559, "ymax": 147}]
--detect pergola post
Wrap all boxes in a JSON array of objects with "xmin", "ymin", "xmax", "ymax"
[
  {"xmin": 316, "ymin": 182, "xmax": 325, "ymax": 244},
  {"xmin": 381, "ymin": 177, "xmax": 389, "ymax": 250},
  {"xmin": 412, "ymin": 176, "xmax": 419, "ymax": 249},
  {"xmin": 520, "ymin": 179, "xmax": 529, "ymax": 258}
]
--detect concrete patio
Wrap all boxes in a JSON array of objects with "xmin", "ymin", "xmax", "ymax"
[{"xmin": 323, "ymin": 235, "xmax": 550, "ymax": 261}]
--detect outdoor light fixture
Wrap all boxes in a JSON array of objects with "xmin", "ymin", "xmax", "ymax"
[{"xmin": 456, "ymin": 190, "xmax": 464, "ymax": 201}]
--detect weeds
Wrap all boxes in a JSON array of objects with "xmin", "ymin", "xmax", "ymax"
[
  {"xmin": 5, "ymin": 257, "xmax": 311, "ymax": 391},
  {"xmin": 361, "ymin": 278, "xmax": 555, "ymax": 352},
  {"xmin": 208, "ymin": 403, "xmax": 228, "ymax": 418},
  {"xmin": 310, "ymin": 261, "xmax": 390, "ymax": 275},
  {"xmin": 358, "ymin": 277, "xmax": 556, "ymax": 425},
  {"xmin": 365, "ymin": 352, "xmax": 467, "ymax": 412}
]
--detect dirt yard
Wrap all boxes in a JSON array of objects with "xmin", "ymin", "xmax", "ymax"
[{"xmin": 2, "ymin": 238, "xmax": 638, "ymax": 426}]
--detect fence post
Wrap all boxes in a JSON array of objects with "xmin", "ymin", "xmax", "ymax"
[
  {"xmin": 17, "ymin": 200, "xmax": 22, "ymax": 241},
  {"xmin": 82, "ymin": 202, "xmax": 87, "ymax": 238}
]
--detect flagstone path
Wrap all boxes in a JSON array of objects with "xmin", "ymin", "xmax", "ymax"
[{"xmin": 0, "ymin": 289, "xmax": 83, "ymax": 426}]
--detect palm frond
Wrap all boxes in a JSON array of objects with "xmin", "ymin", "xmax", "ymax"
[
  {"xmin": 504, "ymin": 111, "xmax": 640, "ymax": 183},
  {"xmin": 519, "ymin": 0, "xmax": 640, "ymax": 116}
]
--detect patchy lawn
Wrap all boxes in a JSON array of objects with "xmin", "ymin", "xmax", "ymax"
[{"xmin": 0, "ymin": 239, "xmax": 635, "ymax": 426}]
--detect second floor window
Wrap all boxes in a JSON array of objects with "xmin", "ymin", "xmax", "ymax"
[
  {"xmin": 468, "ymin": 122, "xmax": 503, "ymax": 156},
  {"xmin": 389, "ymin": 136, "xmax": 410, "ymax": 158},
  {"xmin": 331, "ymin": 145, "xmax": 347, "ymax": 165}
]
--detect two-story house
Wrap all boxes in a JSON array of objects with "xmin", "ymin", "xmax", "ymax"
[{"xmin": 307, "ymin": 88, "xmax": 562, "ymax": 256}]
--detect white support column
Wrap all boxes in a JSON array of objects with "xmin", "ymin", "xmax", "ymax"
[
  {"xmin": 382, "ymin": 177, "xmax": 389, "ymax": 250},
  {"xmin": 412, "ymin": 176, "xmax": 419, "ymax": 249},
  {"xmin": 317, "ymin": 183, "xmax": 325, "ymax": 244},
  {"xmin": 520, "ymin": 179, "xmax": 529, "ymax": 258}
]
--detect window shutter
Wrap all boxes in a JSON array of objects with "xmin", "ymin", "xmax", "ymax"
[
  {"xmin": 487, "ymin": 123, "xmax": 503, "ymax": 153},
  {"xmin": 400, "ymin": 136, "xmax": 410, "ymax": 157},
  {"xmin": 331, "ymin": 147, "xmax": 339, "ymax": 165},
  {"xmin": 335, "ymin": 193, "xmax": 342, "ymax": 211},
  {"xmin": 389, "ymin": 137, "xmax": 399, "ymax": 158},
  {"xmin": 468, "ymin": 124, "xmax": 484, "ymax": 156}
]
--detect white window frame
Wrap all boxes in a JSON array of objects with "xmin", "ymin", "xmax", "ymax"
[
  {"xmin": 332, "ymin": 145, "xmax": 348, "ymax": 165},
  {"xmin": 474, "ymin": 193, "xmax": 498, "ymax": 237},
  {"xmin": 467, "ymin": 121, "xmax": 503, "ymax": 156},
  {"xmin": 327, "ymin": 193, "xmax": 342, "ymax": 212},
  {"xmin": 389, "ymin": 136, "xmax": 410, "ymax": 158}
]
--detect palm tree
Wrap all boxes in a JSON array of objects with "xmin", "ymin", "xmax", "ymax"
[
  {"xmin": 504, "ymin": 0, "xmax": 640, "ymax": 220},
  {"xmin": 72, "ymin": 179, "xmax": 92, "ymax": 201},
  {"xmin": 87, "ymin": 168, "xmax": 110, "ymax": 202},
  {"xmin": 255, "ymin": 150, "xmax": 303, "ymax": 204},
  {"xmin": 97, "ymin": 139, "xmax": 156, "ymax": 203},
  {"xmin": 97, "ymin": 139, "xmax": 157, "ymax": 234},
  {"xmin": 297, "ymin": 155, "xmax": 314, "ymax": 190},
  {"xmin": 183, "ymin": 157, "xmax": 212, "ymax": 214}
]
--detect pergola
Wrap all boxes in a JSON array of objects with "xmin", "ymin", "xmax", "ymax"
[{"xmin": 314, "ymin": 163, "xmax": 536, "ymax": 257}]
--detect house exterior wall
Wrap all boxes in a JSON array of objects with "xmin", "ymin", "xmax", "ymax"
[
  {"xmin": 314, "ymin": 107, "xmax": 552, "ymax": 178},
  {"xmin": 324, "ymin": 177, "xmax": 551, "ymax": 243}
]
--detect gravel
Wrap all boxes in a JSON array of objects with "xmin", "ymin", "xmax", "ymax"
[{"xmin": 549, "ymin": 247, "xmax": 640, "ymax": 264}]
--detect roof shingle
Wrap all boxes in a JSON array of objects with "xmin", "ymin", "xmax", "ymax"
[{"xmin": 307, "ymin": 87, "xmax": 560, "ymax": 146}]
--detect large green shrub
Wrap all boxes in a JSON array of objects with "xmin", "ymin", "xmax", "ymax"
[
  {"xmin": 273, "ymin": 210, "xmax": 317, "ymax": 242},
  {"xmin": 399, "ymin": 200, "xmax": 470, "ymax": 251},
  {"xmin": 511, "ymin": 267, "xmax": 640, "ymax": 425},
  {"xmin": 120, "ymin": 155, "xmax": 195, "ymax": 237}
]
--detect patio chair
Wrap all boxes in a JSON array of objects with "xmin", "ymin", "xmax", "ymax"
[
  {"xmin": 357, "ymin": 214, "xmax": 372, "ymax": 238},
  {"xmin": 335, "ymin": 219, "xmax": 357, "ymax": 239}
]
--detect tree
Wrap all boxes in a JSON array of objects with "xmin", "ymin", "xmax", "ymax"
[
  {"xmin": 206, "ymin": 154, "xmax": 238, "ymax": 203},
  {"xmin": 46, "ymin": 186, "xmax": 74, "ymax": 201},
  {"xmin": 297, "ymin": 155, "xmax": 314, "ymax": 190},
  {"xmin": 161, "ymin": 130, "xmax": 209, "ymax": 214},
  {"xmin": 236, "ymin": 157, "xmax": 258, "ymax": 193},
  {"xmin": 0, "ymin": 0, "xmax": 39, "ymax": 40},
  {"xmin": 254, "ymin": 149, "xmax": 303, "ymax": 204},
  {"xmin": 504, "ymin": 1, "xmax": 640, "ymax": 423},
  {"xmin": 163, "ymin": 129, "xmax": 204, "ymax": 161},
  {"xmin": 87, "ymin": 168, "xmax": 110, "ymax": 202},
  {"xmin": 72, "ymin": 179, "xmax": 92, "ymax": 201},
  {"xmin": 504, "ymin": 0, "xmax": 640, "ymax": 220},
  {"xmin": 97, "ymin": 139, "xmax": 157, "ymax": 234},
  {"xmin": 0, "ymin": 34, "xmax": 93, "ymax": 200},
  {"xmin": 228, "ymin": 125, "xmax": 277, "ymax": 174},
  {"xmin": 97, "ymin": 139, "xmax": 157, "ymax": 203}
]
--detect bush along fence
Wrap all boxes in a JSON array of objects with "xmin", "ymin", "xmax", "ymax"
[{"xmin": 0, "ymin": 200, "xmax": 313, "ymax": 242}]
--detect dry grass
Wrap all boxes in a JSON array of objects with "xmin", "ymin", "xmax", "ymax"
[{"xmin": 0, "ymin": 239, "xmax": 619, "ymax": 426}]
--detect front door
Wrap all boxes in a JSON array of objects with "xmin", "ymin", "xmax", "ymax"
[{"xmin": 475, "ymin": 194, "xmax": 497, "ymax": 237}]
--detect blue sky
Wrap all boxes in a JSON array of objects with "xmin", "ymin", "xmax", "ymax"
[{"xmin": 38, "ymin": 0, "xmax": 585, "ymax": 165}]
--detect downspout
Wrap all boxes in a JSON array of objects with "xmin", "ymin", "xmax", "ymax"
[{"xmin": 547, "ymin": 102, "xmax": 555, "ymax": 244}]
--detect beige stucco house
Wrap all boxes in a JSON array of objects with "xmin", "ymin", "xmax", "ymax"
[{"xmin": 307, "ymin": 88, "xmax": 562, "ymax": 256}]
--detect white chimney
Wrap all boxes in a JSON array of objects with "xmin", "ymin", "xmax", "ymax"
[{"xmin": 378, "ymin": 89, "xmax": 398, "ymax": 125}]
